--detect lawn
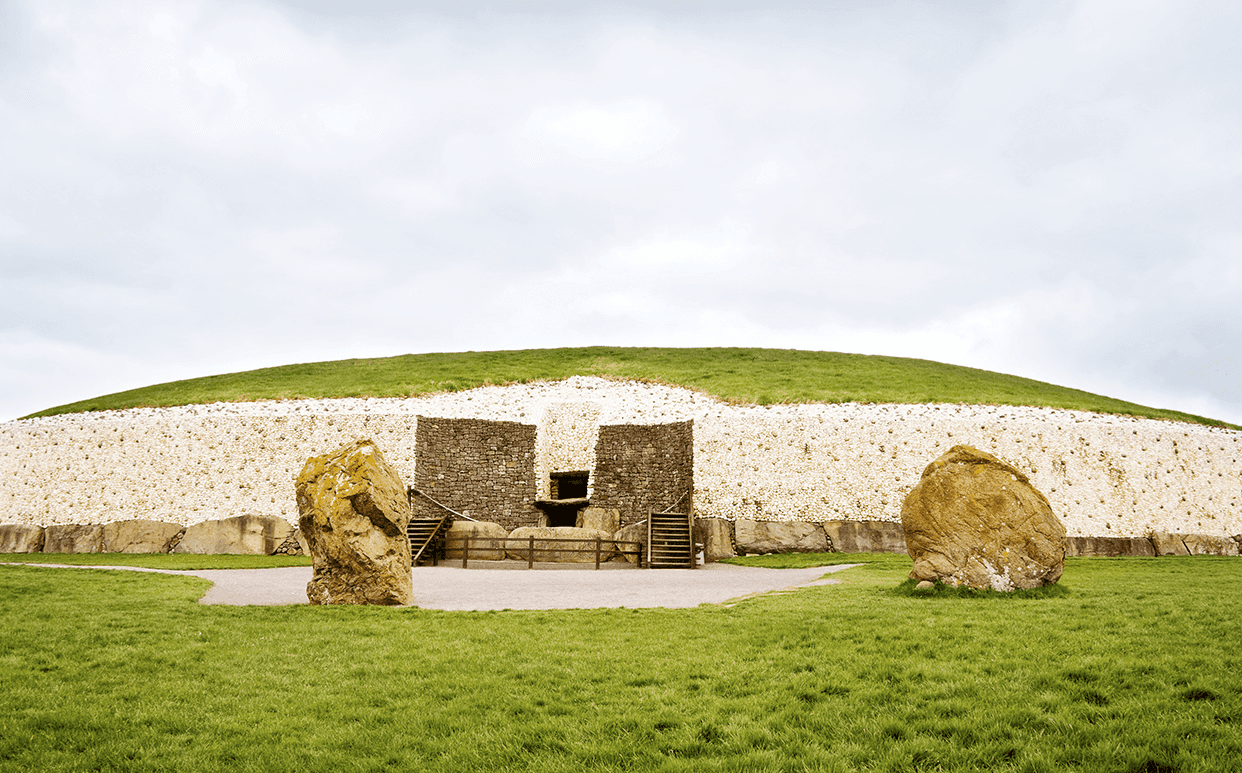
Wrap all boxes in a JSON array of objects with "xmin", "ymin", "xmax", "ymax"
[
  {"xmin": 0, "ymin": 555, "xmax": 1238, "ymax": 772},
  {"xmin": 25, "ymin": 346, "xmax": 1233, "ymax": 429}
]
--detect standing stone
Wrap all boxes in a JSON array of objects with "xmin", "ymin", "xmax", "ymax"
[
  {"xmin": 0, "ymin": 524, "xmax": 45, "ymax": 553},
  {"xmin": 43, "ymin": 524, "xmax": 104, "ymax": 554},
  {"xmin": 296, "ymin": 438, "xmax": 413, "ymax": 606},
  {"xmin": 901, "ymin": 445, "xmax": 1066, "ymax": 591}
]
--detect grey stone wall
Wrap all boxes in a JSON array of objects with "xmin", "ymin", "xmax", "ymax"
[
  {"xmin": 411, "ymin": 417, "xmax": 540, "ymax": 531},
  {"xmin": 592, "ymin": 420, "xmax": 693, "ymax": 527}
]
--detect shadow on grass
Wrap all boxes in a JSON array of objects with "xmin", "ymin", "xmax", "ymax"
[{"xmin": 892, "ymin": 576, "xmax": 1071, "ymax": 600}]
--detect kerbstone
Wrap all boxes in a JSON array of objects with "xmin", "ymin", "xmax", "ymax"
[
  {"xmin": 1149, "ymin": 532, "xmax": 1191, "ymax": 556},
  {"xmin": 734, "ymin": 519, "xmax": 828, "ymax": 554},
  {"xmin": 507, "ymin": 526, "xmax": 616, "ymax": 563},
  {"xmin": 0, "ymin": 524, "xmax": 44, "ymax": 553},
  {"xmin": 43, "ymin": 524, "xmax": 103, "ymax": 554},
  {"xmin": 445, "ymin": 521, "xmax": 508, "ymax": 561},
  {"xmin": 1066, "ymin": 536, "xmax": 1156, "ymax": 557},
  {"xmin": 1180, "ymin": 534, "xmax": 1240, "ymax": 556},
  {"xmin": 101, "ymin": 520, "xmax": 184, "ymax": 553},
  {"xmin": 695, "ymin": 518, "xmax": 735, "ymax": 561},
  {"xmin": 578, "ymin": 507, "xmax": 621, "ymax": 534},
  {"xmin": 824, "ymin": 520, "xmax": 907, "ymax": 554},
  {"xmin": 174, "ymin": 515, "xmax": 293, "ymax": 555}
]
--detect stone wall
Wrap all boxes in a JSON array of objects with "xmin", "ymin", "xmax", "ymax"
[
  {"xmin": 411, "ymin": 416, "xmax": 540, "ymax": 531},
  {"xmin": 592, "ymin": 420, "xmax": 693, "ymax": 527}
]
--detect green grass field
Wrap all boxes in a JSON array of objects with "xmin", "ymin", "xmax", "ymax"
[
  {"xmin": 25, "ymin": 347, "xmax": 1234, "ymax": 429},
  {"xmin": 1, "ymin": 555, "xmax": 1238, "ymax": 772}
]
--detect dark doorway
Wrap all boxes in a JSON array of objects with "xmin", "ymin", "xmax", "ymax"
[{"xmin": 550, "ymin": 471, "xmax": 588, "ymax": 500}]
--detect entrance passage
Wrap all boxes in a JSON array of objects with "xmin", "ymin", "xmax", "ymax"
[
  {"xmin": 550, "ymin": 471, "xmax": 588, "ymax": 500},
  {"xmin": 535, "ymin": 470, "xmax": 591, "ymax": 527}
]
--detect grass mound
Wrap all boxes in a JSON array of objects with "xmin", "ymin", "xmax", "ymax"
[{"xmin": 23, "ymin": 346, "xmax": 1234, "ymax": 428}]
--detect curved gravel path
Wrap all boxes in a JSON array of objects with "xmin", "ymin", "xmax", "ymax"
[{"xmin": 10, "ymin": 562, "xmax": 859, "ymax": 609}]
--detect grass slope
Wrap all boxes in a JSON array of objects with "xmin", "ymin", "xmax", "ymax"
[
  {"xmin": 0, "ymin": 556, "xmax": 1238, "ymax": 772},
  {"xmin": 24, "ymin": 347, "xmax": 1233, "ymax": 428}
]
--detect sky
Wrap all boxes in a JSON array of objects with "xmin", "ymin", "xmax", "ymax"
[{"xmin": 2, "ymin": 0, "xmax": 1240, "ymax": 423}]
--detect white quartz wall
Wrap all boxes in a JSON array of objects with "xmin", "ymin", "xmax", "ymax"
[
  {"xmin": 2, "ymin": 377, "xmax": 1240, "ymax": 538},
  {"xmin": 535, "ymin": 402, "xmax": 603, "ymax": 499}
]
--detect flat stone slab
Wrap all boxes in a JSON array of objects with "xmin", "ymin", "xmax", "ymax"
[{"xmin": 3, "ymin": 562, "xmax": 859, "ymax": 610}]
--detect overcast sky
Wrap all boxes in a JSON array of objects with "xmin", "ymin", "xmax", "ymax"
[{"xmin": 2, "ymin": 0, "xmax": 1240, "ymax": 423}]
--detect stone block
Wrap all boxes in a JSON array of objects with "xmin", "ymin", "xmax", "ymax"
[
  {"xmin": 824, "ymin": 520, "xmax": 908, "ymax": 554},
  {"xmin": 507, "ymin": 526, "xmax": 615, "ymax": 562},
  {"xmin": 615, "ymin": 521, "xmax": 646, "ymax": 564},
  {"xmin": 43, "ymin": 524, "xmax": 104, "ymax": 554},
  {"xmin": 174, "ymin": 515, "xmax": 294, "ymax": 555},
  {"xmin": 445, "ymin": 521, "xmax": 509, "ymax": 561},
  {"xmin": 101, "ymin": 520, "xmax": 184, "ymax": 553},
  {"xmin": 1065, "ymin": 536, "xmax": 1156, "ymax": 557},
  {"xmin": 694, "ymin": 518, "xmax": 735, "ymax": 561},
  {"xmin": 734, "ymin": 519, "xmax": 828, "ymax": 554},
  {"xmin": 1180, "ymin": 534, "xmax": 1240, "ymax": 556},
  {"xmin": 1149, "ymin": 532, "xmax": 1191, "ymax": 556},
  {"xmin": 0, "ymin": 524, "xmax": 45, "ymax": 553},
  {"xmin": 578, "ymin": 507, "xmax": 620, "ymax": 534}
]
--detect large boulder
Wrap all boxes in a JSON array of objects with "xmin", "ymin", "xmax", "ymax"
[
  {"xmin": 901, "ymin": 445, "xmax": 1066, "ymax": 591},
  {"xmin": 694, "ymin": 518, "xmax": 735, "ymax": 561},
  {"xmin": 507, "ymin": 526, "xmax": 616, "ymax": 563},
  {"xmin": 102, "ymin": 520, "xmax": 184, "ymax": 553},
  {"xmin": 296, "ymin": 438, "xmax": 413, "ymax": 606},
  {"xmin": 174, "ymin": 515, "xmax": 294, "ymax": 555},
  {"xmin": 444, "ymin": 521, "xmax": 508, "ymax": 561},
  {"xmin": 824, "ymin": 520, "xmax": 907, "ymax": 553},
  {"xmin": 734, "ymin": 519, "xmax": 829, "ymax": 554},
  {"xmin": 0, "ymin": 524, "xmax": 45, "ymax": 553},
  {"xmin": 43, "ymin": 524, "xmax": 104, "ymax": 553}
]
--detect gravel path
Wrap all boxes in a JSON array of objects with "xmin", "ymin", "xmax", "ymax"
[{"xmin": 11, "ymin": 562, "xmax": 860, "ymax": 610}]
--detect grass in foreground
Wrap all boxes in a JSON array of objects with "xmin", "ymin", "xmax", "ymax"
[
  {"xmin": 25, "ymin": 346, "xmax": 1233, "ymax": 428},
  {"xmin": 0, "ymin": 553, "xmax": 311, "ymax": 570},
  {"xmin": 1, "ymin": 556, "xmax": 1239, "ymax": 772}
]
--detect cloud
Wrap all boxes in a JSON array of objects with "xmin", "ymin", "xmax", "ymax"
[{"xmin": 1, "ymin": 0, "xmax": 1240, "ymax": 424}]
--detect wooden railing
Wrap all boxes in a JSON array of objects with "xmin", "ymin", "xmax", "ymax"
[
  {"xmin": 443, "ymin": 534, "xmax": 643, "ymax": 570},
  {"xmin": 411, "ymin": 512, "xmax": 453, "ymax": 566}
]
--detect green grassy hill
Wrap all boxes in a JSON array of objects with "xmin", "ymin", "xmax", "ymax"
[{"xmin": 23, "ymin": 347, "xmax": 1235, "ymax": 429}]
